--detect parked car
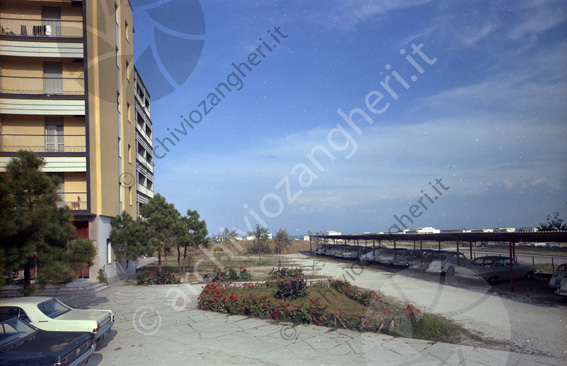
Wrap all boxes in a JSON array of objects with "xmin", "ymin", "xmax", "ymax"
[
  {"xmin": 548, "ymin": 263, "xmax": 567, "ymax": 290},
  {"xmin": 454, "ymin": 256, "xmax": 536, "ymax": 286},
  {"xmin": 315, "ymin": 244, "xmax": 330, "ymax": 255},
  {"xmin": 359, "ymin": 248, "xmax": 389, "ymax": 264},
  {"xmin": 556, "ymin": 281, "xmax": 567, "ymax": 296},
  {"xmin": 0, "ymin": 296, "xmax": 114, "ymax": 342},
  {"xmin": 425, "ymin": 251, "xmax": 469, "ymax": 276},
  {"xmin": 0, "ymin": 317, "xmax": 95, "ymax": 366},
  {"xmin": 407, "ymin": 250, "xmax": 438, "ymax": 270},
  {"xmin": 329, "ymin": 245, "xmax": 350, "ymax": 257},
  {"xmin": 393, "ymin": 250, "xmax": 429, "ymax": 268},
  {"xmin": 377, "ymin": 248, "xmax": 407, "ymax": 266},
  {"xmin": 338, "ymin": 247, "xmax": 370, "ymax": 259}
]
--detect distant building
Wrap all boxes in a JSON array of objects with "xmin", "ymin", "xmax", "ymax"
[{"xmin": 416, "ymin": 227, "xmax": 440, "ymax": 234}]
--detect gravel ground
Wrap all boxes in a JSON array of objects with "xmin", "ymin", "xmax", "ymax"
[{"xmin": 287, "ymin": 253, "xmax": 567, "ymax": 360}]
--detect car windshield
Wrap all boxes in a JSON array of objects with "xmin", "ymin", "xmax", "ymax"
[
  {"xmin": 37, "ymin": 298, "xmax": 71, "ymax": 318},
  {"xmin": 0, "ymin": 318, "xmax": 35, "ymax": 347}
]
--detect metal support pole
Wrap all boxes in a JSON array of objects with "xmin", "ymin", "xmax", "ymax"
[
  {"xmin": 508, "ymin": 239, "xmax": 514, "ymax": 292},
  {"xmin": 420, "ymin": 239, "xmax": 423, "ymax": 272},
  {"xmin": 469, "ymin": 241, "xmax": 473, "ymax": 259},
  {"xmin": 438, "ymin": 241, "xmax": 441, "ymax": 251},
  {"xmin": 394, "ymin": 239, "xmax": 397, "ymax": 262},
  {"xmin": 456, "ymin": 239, "xmax": 460, "ymax": 265},
  {"xmin": 309, "ymin": 236, "xmax": 312, "ymax": 256}
]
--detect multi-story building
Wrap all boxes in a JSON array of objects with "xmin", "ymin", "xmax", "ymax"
[
  {"xmin": 133, "ymin": 67, "xmax": 154, "ymax": 214},
  {"xmin": 0, "ymin": 0, "xmax": 151, "ymax": 281}
]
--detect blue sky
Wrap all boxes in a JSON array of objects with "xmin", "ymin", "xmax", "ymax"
[{"xmin": 130, "ymin": 0, "xmax": 567, "ymax": 237}]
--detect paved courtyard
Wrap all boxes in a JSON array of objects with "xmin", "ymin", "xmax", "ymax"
[{"xmin": 61, "ymin": 279, "xmax": 564, "ymax": 366}]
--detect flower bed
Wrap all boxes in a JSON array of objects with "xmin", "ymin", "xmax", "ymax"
[
  {"xmin": 137, "ymin": 269, "xmax": 180, "ymax": 285},
  {"xmin": 198, "ymin": 278, "xmax": 420, "ymax": 334}
]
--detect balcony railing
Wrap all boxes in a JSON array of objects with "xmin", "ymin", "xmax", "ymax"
[
  {"xmin": 0, "ymin": 134, "xmax": 86, "ymax": 153},
  {"xmin": 58, "ymin": 192, "xmax": 87, "ymax": 211},
  {"xmin": 0, "ymin": 17, "xmax": 83, "ymax": 39},
  {"xmin": 0, "ymin": 76, "xmax": 85, "ymax": 96}
]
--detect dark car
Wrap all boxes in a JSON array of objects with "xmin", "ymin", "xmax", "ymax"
[{"xmin": 0, "ymin": 317, "xmax": 95, "ymax": 366}]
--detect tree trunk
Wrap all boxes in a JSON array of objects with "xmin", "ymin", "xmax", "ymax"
[
  {"xmin": 182, "ymin": 246, "xmax": 188, "ymax": 273},
  {"xmin": 158, "ymin": 251, "xmax": 162, "ymax": 273},
  {"xmin": 23, "ymin": 261, "xmax": 32, "ymax": 295},
  {"xmin": 124, "ymin": 254, "xmax": 129, "ymax": 282},
  {"xmin": 177, "ymin": 244, "xmax": 181, "ymax": 273}
]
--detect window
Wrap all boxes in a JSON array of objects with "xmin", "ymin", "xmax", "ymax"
[
  {"xmin": 45, "ymin": 117, "xmax": 64, "ymax": 152},
  {"xmin": 128, "ymin": 186, "xmax": 133, "ymax": 205},
  {"xmin": 118, "ymin": 137, "xmax": 122, "ymax": 158},
  {"xmin": 107, "ymin": 239, "xmax": 113, "ymax": 264},
  {"xmin": 42, "ymin": 6, "xmax": 61, "ymax": 37},
  {"xmin": 127, "ymin": 103, "xmax": 131, "ymax": 123},
  {"xmin": 44, "ymin": 61, "xmax": 62, "ymax": 94},
  {"xmin": 128, "ymin": 144, "xmax": 132, "ymax": 163},
  {"xmin": 126, "ymin": 60, "xmax": 131, "ymax": 80},
  {"xmin": 125, "ymin": 20, "xmax": 129, "ymax": 41}
]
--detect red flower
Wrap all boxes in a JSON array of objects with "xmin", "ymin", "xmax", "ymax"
[
  {"xmin": 309, "ymin": 299, "xmax": 315, "ymax": 303},
  {"xmin": 243, "ymin": 269, "xmax": 247, "ymax": 273},
  {"xmin": 240, "ymin": 267, "xmax": 243, "ymax": 270}
]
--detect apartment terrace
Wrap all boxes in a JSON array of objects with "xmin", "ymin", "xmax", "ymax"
[{"xmin": 0, "ymin": 133, "xmax": 85, "ymax": 153}]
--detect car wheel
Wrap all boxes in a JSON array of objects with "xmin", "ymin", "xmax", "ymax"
[
  {"xmin": 487, "ymin": 276, "xmax": 499, "ymax": 286},
  {"xmin": 524, "ymin": 271, "xmax": 534, "ymax": 280},
  {"xmin": 446, "ymin": 267, "xmax": 455, "ymax": 276}
]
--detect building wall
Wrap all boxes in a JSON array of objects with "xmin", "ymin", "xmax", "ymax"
[{"xmin": 1, "ymin": 0, "xmax": 147, "ymax": 282}]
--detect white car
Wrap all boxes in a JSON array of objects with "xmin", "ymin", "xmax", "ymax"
[
  {"xmin": 359, "ymin": 248, "xmax": 388, "ymax": 263},
  {"xmin": 0, "ymin": 296, "xmax": 114, "ymax": 342},
  {"xmin": 549, "ymin": 263, "xmax": 567, "ymax": 290},
  {"xmin": 454, "ymin": 256, "xmax": 536, "ymax": 286},
  {"xmin": 407, "ymin": 250, "xmax": 437, "ymax": 270},
  {"xmin": 378, "ymin": 249, "xmax": 407, "ymax": 266},
  {"xmin": 425, "ymin": 251, "xmax": 469, "ymax": 276}
]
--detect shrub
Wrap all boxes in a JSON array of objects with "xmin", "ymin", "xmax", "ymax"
[
  {"xmin": 247, "ymin": 239, "xmax": 272, "ymax": 254},
  {"xmin": 268, "ymin": 267, "xmax": 304, "ymax": 279},
  {"xmin": 137, "ymin": 270, "xmax": 180, "ymax": 285},
  {"xmin": 274, "ymin": 278, "xmax": 309, "ymax": 300},
  {"xmin": 203, "ymin": 267, "xmax": 252, "ymax": 282}
]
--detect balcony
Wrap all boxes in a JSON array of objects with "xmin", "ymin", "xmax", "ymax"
[
  {"xmin": 0, "ymin": 134, "xmax": 86, "ymax": 153},
  {"xmin": 0, "ymin": 17, "xmax": 83, "ymax": 39},
  {"xmin": 0, "ymin": 76, "xmax": 84, "ymax": 97},
  {"xmin": 58, "ymin": 191, "xmax": 87, "ymax": 211}
]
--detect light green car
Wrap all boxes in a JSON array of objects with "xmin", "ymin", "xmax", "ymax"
[{"xmin": 0, "ymin": 296, "xmax": 114, "ymax": 342}]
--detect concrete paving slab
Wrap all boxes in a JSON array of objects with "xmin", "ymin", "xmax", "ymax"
[{"xmin": 54, "ymin": 280, "xmax": 565, "ymax": 366}]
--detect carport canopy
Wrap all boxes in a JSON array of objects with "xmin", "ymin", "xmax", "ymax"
[{"xmin": 310, "ymin": 231, "xmax": 567, "ymax": 292}]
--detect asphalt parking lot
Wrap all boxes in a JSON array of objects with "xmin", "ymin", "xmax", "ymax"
[{"xmin": 59, "ymin": 254, "xmax": 566, "ymax": 366}]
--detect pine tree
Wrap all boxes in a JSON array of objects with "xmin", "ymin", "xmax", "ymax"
[
  {"xmin": 110, "ymin": 211, "xmax": 149, "ymax": 281},
  {"xmin": 0, "ymin": 151, "xmax": 95, "ymax": 294},
  {"xmin": 139, "ymin": 193, "xmax": 181, "ymax": 272}
]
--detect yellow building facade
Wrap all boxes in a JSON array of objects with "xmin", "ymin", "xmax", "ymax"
[{"xmin": 0, "ymin": 0, "xmax": 147, "ymax": 281}]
